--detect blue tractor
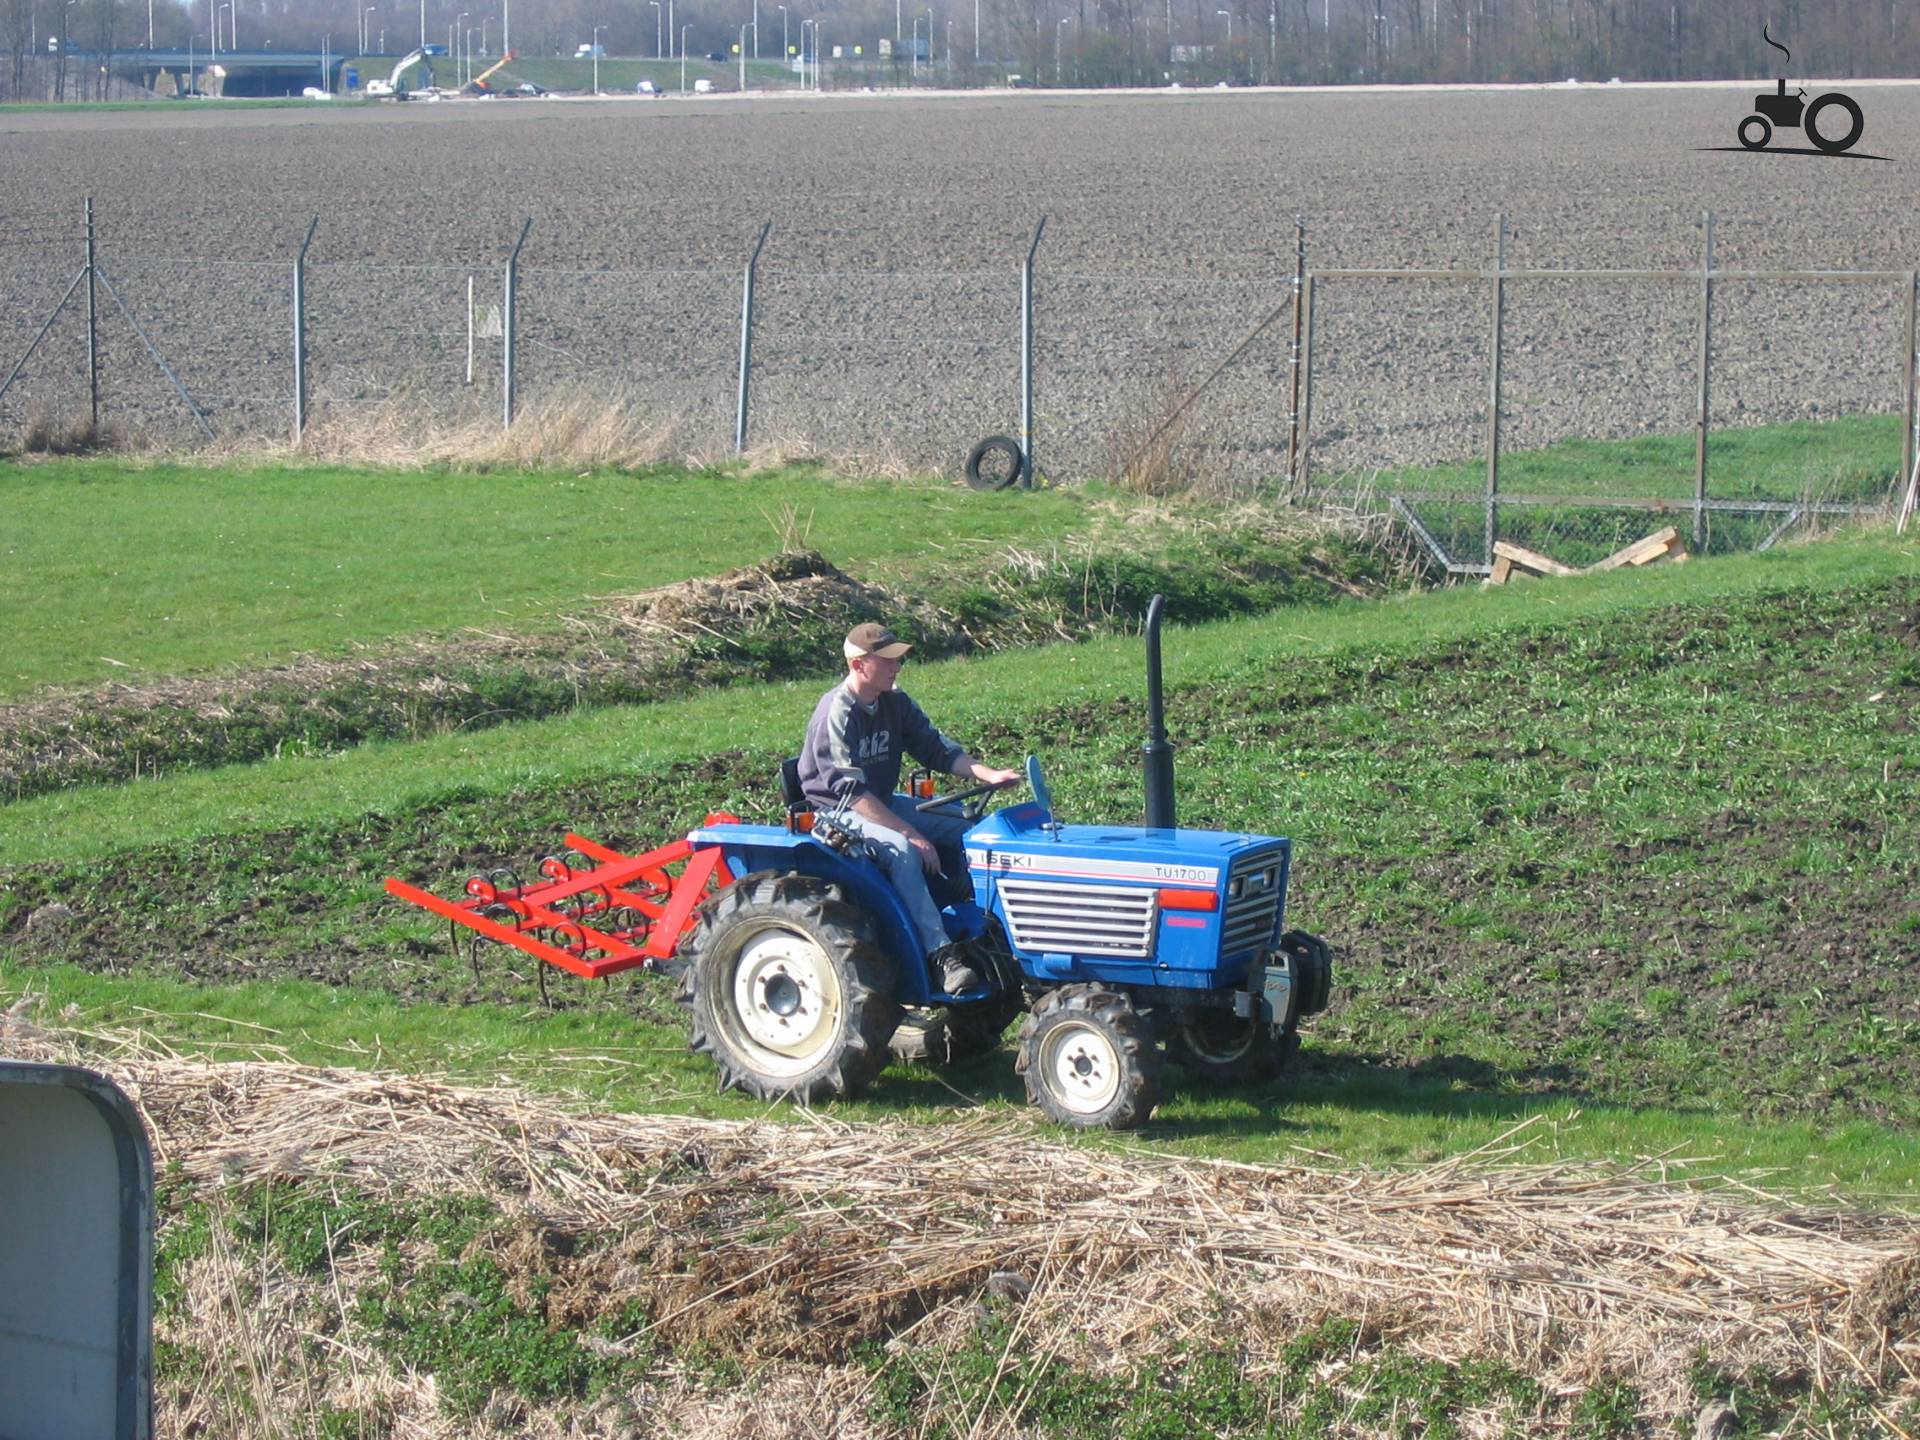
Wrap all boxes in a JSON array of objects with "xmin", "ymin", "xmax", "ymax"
[{"xmin": 675, "ymin": 596, "xmax": 1332, "ymax": 1128}]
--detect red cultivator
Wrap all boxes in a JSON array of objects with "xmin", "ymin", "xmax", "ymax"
[{"xmin": 384, "ymin": 814, "xmax": 740, "ymax": 987}]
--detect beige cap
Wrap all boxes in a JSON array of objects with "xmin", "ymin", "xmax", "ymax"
[{"xmin": 844, "ymin": 622, "xmax": 912, "ymax": 659}]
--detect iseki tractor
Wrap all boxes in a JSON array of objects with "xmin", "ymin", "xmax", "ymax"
[{"xmin": 388, "ymin": 596, "xmax": 1332, "ymax": 1128}]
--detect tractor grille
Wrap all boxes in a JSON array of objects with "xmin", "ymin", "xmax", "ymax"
[
  {"xmin": 1222, "ymin": 853, "xmax": 1284, "ymax": 958},
  {"xmin": 998, "ymin": 878, "xmax": 1157, "ymax": 958}
]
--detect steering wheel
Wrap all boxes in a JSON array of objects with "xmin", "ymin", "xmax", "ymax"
[{"xmin": 915, "ymin": 778, "xmax": 1017, "ymax": 820}]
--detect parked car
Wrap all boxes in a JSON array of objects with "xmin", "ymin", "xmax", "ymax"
[
  {"xmin": 515, "ymin": 80, "xmax": 546, "ymax": 94},
  {"xmin": 636, "ymin": 78, "xmax": 659, "ymax": 94},
  {"xmin": 706, "ymin": 50, "xmax": 727, "ymax": 61},
  {"xmin": 576, "ymin": 42, "xmax": 607, "ymax": 57}
]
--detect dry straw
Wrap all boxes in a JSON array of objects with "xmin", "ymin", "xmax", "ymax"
[{"xmin": 5, "ymin": 1000, "xmax": 1919, "ymax": 1436}]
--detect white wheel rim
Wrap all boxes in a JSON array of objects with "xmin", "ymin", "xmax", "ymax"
[
  {"xmin": 1182, "ymin": 1014, "xmax": 1254, "ymax": 1065},
  {"xmin": 1039, "ymin": 1019, "xmax": 1121, "ymax": 1115},
  {"xmin": 725, "ymin": 928, "xmax": 842, "ymax": 1078}
]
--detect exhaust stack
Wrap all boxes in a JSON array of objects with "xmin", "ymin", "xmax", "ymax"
[{"xmin": 1142, "ymin": 594, "xmax": 1176, "ymax": 830}]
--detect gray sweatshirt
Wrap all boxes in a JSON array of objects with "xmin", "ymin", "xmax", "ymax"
[{"xmin": 798, "ymin": 682, "xmax": 966, "ymax": 809}]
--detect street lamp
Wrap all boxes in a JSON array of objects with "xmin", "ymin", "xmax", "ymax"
[
  {"xmin": 799, "ymin": 17, "xmax": 813, "ymax": 87},
  {"xmin": 1055, "ymin": 14, "xmax": 1068, "ymax": 83},
  {"xmin": 591, "ymin": 22, "xmax": 604, "ymax": 92},
  {"xmin": 418, "ymin": 0, "xmax": 425, "ymax": 51},
  {"xmin": 363, "ymin": 7, "xmax": 375, "ymax": 52},
  {"xmin": 481, "ymin": 17, "xmax": 490, "ymax": 55},
  {"xmin": 1217, "ymin": 7, "xmax": 1230, "ymax": 41},
  {"xmin": 680, "ymin": 22, "xmax": 689, "ymax": 88},
  {"xmin": 925, "ymin": 7, "xmax": 933, "ymax": 67},
  {"xmin": 650, "ymin": 0, "xmax": 661, "ymax": 57},
  {"xmin": 910, "ymin": 13, "xmax": 920, "ymax": 75},
  {"xmin": 777, "ymin": 5, "xmax": 786, "ymax": 64},
  {"xmin": 218, "ymin": 2, "xmax": 232, "ymax": 51},
  {"xmin": 738, "ymin": 22, "xmax": 746, "ymax": 86},
  {"xmin": 457, "ymin": 12, "xmax": 469, "ymax": 81},
  {"xmin": 752, "ymin": 0, "xmax": 758, "ymax": 58}
]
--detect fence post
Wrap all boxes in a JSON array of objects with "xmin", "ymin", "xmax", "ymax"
[
  {"xmin": 1485, "ymin": 213, "xmax": 1505, "ymax": 569},
  {"xmin": 1903, "ymin": 271, "xmax": 1916, "ymax": 501},
  {"xmin": 1020, "ymin": 214, "xmax": 1048, "ymax": 484},
  {"xmin": 502, "ymin": 217, "xmax": 533, "ymax": 431},
  {"xmin": 84, "ymin": 197, "xmax": 101, "ymax": 432},
  {"xmin": 1285, "ymin": 215, "xmax": 1306, "ymax": 490},
  {"xmin": 1297, "ymin": 273, "xmax": 1315, "ymax": 497},
  {"xmin": 1694, "ymin": 210, "xmax": 1714, "ymax": 553},
  {"xmin": 735, "ymin": 220, "xmax": 772, "ymax": 454},
  {"xmin": 292, "ymin": 217, "xmax": 317, "ymax": 440}
]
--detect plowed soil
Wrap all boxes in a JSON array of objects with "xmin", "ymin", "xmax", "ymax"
[{"xmin": 3, "ymin": 84, "xmax": 1916, "ymax": 478}]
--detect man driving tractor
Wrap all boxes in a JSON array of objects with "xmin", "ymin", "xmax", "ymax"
[{"xmin": 799, "ymin": 622, "xmax": 1021, "ymax": 993}]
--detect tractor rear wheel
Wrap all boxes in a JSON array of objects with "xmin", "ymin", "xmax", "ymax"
[
  {"xmin": 678, "ymin": 870, "xmax": 899, "ymax": 1103},
  {"xmin": 1016, "ymin": 985, "xmax": 1160, "ymax": 1129},
  {"xmin": 1167, "ymin": 1008, "xmax": 1294, "ymax": 1084}
]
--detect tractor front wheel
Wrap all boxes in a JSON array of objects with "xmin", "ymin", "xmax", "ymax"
[
  {"xmin": 1016, "ymin": 985, "xmax": 1160, "ymax": 1129},
  {"xmin": 679, "ymin": 871, "xmax": 899, "ymax": 1103}
]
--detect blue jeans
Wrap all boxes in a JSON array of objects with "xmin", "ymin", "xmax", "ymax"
[{"xmin": 839, "ymin": 794, "xmax": 971, "ymax": 956}]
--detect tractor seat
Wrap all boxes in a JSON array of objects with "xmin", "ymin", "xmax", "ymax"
[{"xmin": 778, "ymin": 756, "xmax": 810, "ymax": 812}]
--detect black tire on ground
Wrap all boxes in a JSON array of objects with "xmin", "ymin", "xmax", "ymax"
[
  {"xmin": 677, "ymin": 870, "xmax": 900, "ymax": 1103},
  {"xmin": 891, "ymin": 991, "xmax": 1024, "ymax": 1066},
  {"xmin": 1804, "ymin": 92, "xmax": 1864, "ymax": 154},
  {"xmin": 1737, "ymin": 113, "xmax": 1771, "ymax": 150},
  {"xmin": 1015, "ymin": 984, "xmax": 1161, "ymax": 1129},
  {"xmin": 1167, "ymin": 1007, "xmax": 1289, "ymax": 1084},
  {"xmin": 964, "ymin": 434, "xmax": 1027, "ymax": 491}
]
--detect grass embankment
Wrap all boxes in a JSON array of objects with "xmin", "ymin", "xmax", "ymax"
[
  {"xmin": 4, "ymin": 530, "xmax": 1915, "ymax": 1190},
  {"xmin": 0, "ymin": 459, "xmax": 1391, "ymax": 796}
]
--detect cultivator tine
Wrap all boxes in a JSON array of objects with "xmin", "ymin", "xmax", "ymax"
[{"xmin": 385, "ymin": 820, "xmax": 739, "ymax": 990}]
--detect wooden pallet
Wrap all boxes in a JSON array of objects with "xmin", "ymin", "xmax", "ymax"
[{"xmin": 1486, "ymin": 526, "xmax": 1688, "ymax": 585}]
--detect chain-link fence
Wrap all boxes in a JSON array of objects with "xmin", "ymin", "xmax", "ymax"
[{"xmin": 3, "ymin": 211, "xmax": 1913, "ymax": 568}]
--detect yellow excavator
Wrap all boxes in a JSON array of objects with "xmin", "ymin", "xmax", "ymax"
[{"xmin": 467, "ymin": 51, "xmax": 515, "ymax": 92}]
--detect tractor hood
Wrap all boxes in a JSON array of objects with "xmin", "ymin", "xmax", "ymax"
[
  {"xmin": 964, "ymin": 802, "xmax": 1293, "ymax": 988},
  {"xmin": 964, "ymin": 803, "xmax": 1282, "ymax": 886}
]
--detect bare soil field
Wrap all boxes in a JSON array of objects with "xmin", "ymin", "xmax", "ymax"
[{"xmin": 3, "ymin": 85, "xmax": 1916, "ymax": 480}]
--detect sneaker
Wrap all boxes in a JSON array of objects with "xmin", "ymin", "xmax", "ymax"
[{"xmin": 932, "ymin": 942, "xmax": 985, "ymax": 993}]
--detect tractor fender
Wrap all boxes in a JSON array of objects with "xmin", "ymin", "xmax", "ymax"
[{"xmin": 685, "ymin": 821, "xmax": 982, "ymax": 1007}]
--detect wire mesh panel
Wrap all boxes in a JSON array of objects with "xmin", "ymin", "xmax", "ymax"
[
  {"xmin": 1035, "ymin": 272, "xmax": 1292, "ymax": 492},
  {"xmin": 305, "ymin": 262, "xmax": 492, "ymax": 430},
  {"xmin": 1709, "ymin": 277, "xmax": 1908, "ymax": 506},
  {"xmin": 1485, "ymin": 274, "xmax": 1700, "ymax": 567},
  {"xmin": 751, "ymin": 269, "xmax": 1018, "ymax": 477},
  {"xmin": 515, "ymin": 266, "xmax": 738, "ymax": 454},
  {"xmin": 1304, "ymin": 273, "xmax": 1488, "ymax": 547},
  {"xmin": 86, "ymin": 257, "xmax": 291, "ymax": 444},
  {"xmin": 0, "ymin": 257, "xmax": 92, "ymax": 440}
]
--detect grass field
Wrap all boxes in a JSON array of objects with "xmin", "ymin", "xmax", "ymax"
[{"xmin": 4, "ymin": 444, "xmax": 1917, "ymax": 1435}]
